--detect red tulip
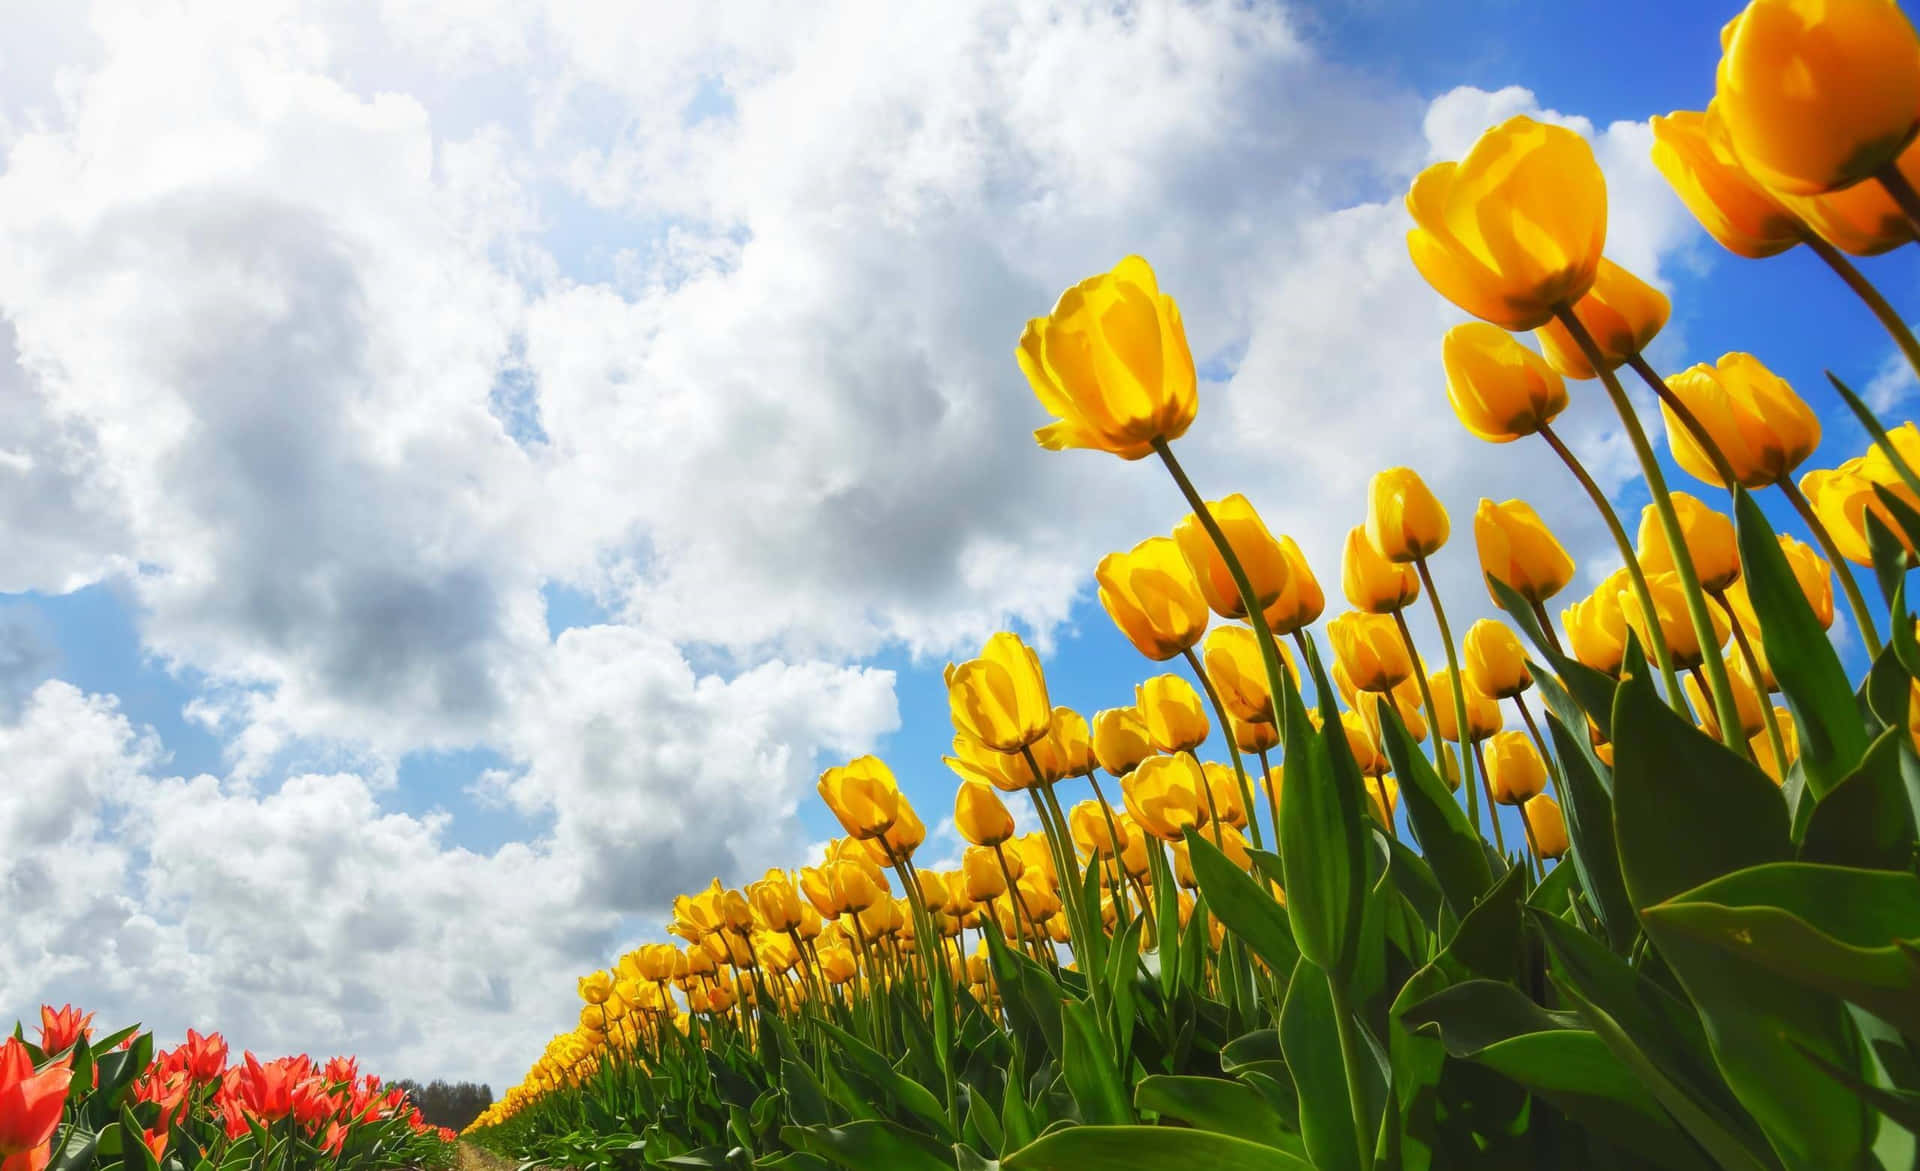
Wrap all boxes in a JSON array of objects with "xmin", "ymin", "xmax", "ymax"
[
  {"xmin": 179, "ymin": 1030, "xmax": 228, "ymax": 1084},
  {"xmin": 0, "ymin": 1037, "xmax": 69, "ymax": 1171},
  {"xmin": 34, "ymin": 1006, "xmax": 93, "ymax": 1056},
  {"xmin": 235, "ymin": 1053, "xmax": 296, "ymax": 1122}
]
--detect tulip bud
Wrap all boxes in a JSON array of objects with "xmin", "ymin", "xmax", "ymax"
[
  {"xmin": 1686, "ymin": 655, "xmax": 1766, "ymax": 740},
  {"xmin": 1339, "ymin": 709, "xmax": 1390, "ymax": 777},
  {"xmin": 1523, "ymin": 793, "xmax": 1569, "ymax": 858},
  {"xmin": 1406, "ymin": 116, "xmax": 1607, "ymax": 330},
  {"xmin": 1475, "ymin": 498, "xmax": 1575, "ymax": 607},
  {"xmin": 1092, "ymin": 706, "xmax": 1156, "ymax": 776},
  {"xmin": 1637, "ymin": 492, "xmax": 1741, "ymax": 593},
  {"xmin": 1367, "ymin": 467, "xmax": 1450, "ymax": 563},
  {"xmin": 1650, "ymin": 108, "xmax": 1805, "ymax": 259},
  {"xmin": 1799, "ymin": 458, "xmax": 1919, "ymax": 566},
  {"xmin": 1620, "ymin": 570, "xmax": 1730, "ymax": 669},
  {"xmin": 961, "ymin": 846, "xmax": 1008, "ymax": 902},
  {"xmin": 1534, "ymin": 257, "xmax": 1671, "ymax": 379},
  {"xmin": 1114, "ymin": 812, "xmax": 1151, "ymax": 877},
  {"xmin": 1263, "ymin": 536, "xmax": 1328, "ymax": 634},
  {"xmin": 1752, "ymin": 704, "xmax": 1798, "ymax": 783},
  {"xmin": 1714, "ymin": 0, "xmax": 1920, "ymax": 195},
  {"xmin": 946, "ymin": 632, "xmax": 1053, "ymax": 753},
  {"xmin": 747, "ymin": 871, "xmax": 804, "ymax": 934},
  {"xmin": 881, "ymin": 800, "xmax": 926, "ymax": 860},
  {"xmin": 1173, "ymin": 494, "xmax": 1294, "ymax": 620},
  {"xmin": 1440, "ymin": 322, "xmax": 1569, "ymax": 442},
  {"xmin": 1484, "ymin": 730, "xmax": 1547, "ymax": 805},
  {"xmin": 1069, "ymin": 800, "xmax": 1128, "ymax": 858},
  {"xmin": 1563, "ymin": 570, "xmax": 1632, "ymax": 675},
  {"xmin": 1662, "ymin": 353, "xmax": 1820, "ymax": 489},
  {"xmin": 1199, "ymin": 761, "xmax": 1248, "ymax": 828},
  {"xmin": 1365, "ymin": 775, "xmax": 1400, "ymax": 829},
  {"xmin": 1230, "ymin": 712, "xmax": 1281, "ymax": 754},
  {"xmin": 1428, "ymin": 669, "xmax": 1503, "ymax": 743},
  {"xmin": 1136, "ymin": 674, "xmax": 1211, "ymax": 753},
  {"xmin": 1048, "ymin": 707, "xmax": 1098, "ymax": 778},
  {"xmin": 578, "ymin": 971, "xmax": 612, "ymax": 1006},
  {"xmin": 1463, "ymin": 619, "xmax": 1532, "ymax": 699},
  {"xmin": 954, "ymin": 781, "xmax": 1016, "ymax": 848},
  {"xmin": 1122, "ymin": 753, "xmax": 1211, "ymax": 842},
  {"xmin": 1096, "ymin": 537, "xmax": 1210, "ymax": 661},
  {"xmin": 1203, "ymin": 624, "xmax": 1285, "ymax": 724},
  {"xmin": 1342, "ymin": 525, "xmax": 1421, "ymax": 613},
  {"xmin": 1019, "ymin": 255, "xmax": 1198, "ymax": 459},
  {"xmin": 817, "ymin": 755, "xmax": 902, "ymax": 841},
  {"xmin": 1328, "ymin": 611, "xmax": 1413, "ymax": 693}
]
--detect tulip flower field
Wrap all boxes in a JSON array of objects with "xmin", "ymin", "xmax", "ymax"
[
  {"xmin": 450, "ymin": 3, "xmax": 1920, "ymax": 1169},
  {"xmin": 2, "ymin": 1006, "xmax": 455, "ymax": 1171}
]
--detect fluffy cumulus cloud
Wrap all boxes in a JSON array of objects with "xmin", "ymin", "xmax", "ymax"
[{"xmin": 0, "ymin": 0, "xmax": 1695, "ymax": 1089}]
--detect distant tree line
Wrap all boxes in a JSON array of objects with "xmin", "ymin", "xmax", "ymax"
[{"xmin": 390, "ymin": 1079, "xmax": 494, "ymax": 1132}]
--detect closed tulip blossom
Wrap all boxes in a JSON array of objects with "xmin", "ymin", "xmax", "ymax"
[
  {"xmin": 1484, "ymin": 731, "xmax": 1548, "ymax": 805},
  {"xmin": 1475, "ymin": 498, "xmax": 1575, "ymax": 607},
  {"xmin": 1714, "ymin": 0, "xmax": 1920, "ymax": 195},
  {"xmin": 1328, "ymin": 611, "xmax": 1413, "ymax": 693},
  {"xmin": 1047, "ymin": 707, "xmax": 1098, "ymax": 778},
  {"xmin": 0, "ymin": 1037, "xmax": 70, "ymax": 1170},
  {"xmin": 1365, "ymin": 776, "xmax": 1400, "ymax": 828},
  {"xmin": 1800, "ymin": 458, "xmax": 1919, "ymax": 565},
  {"xmin": 1407, "ymin": 115, "xmax": 1608, "ymax": 329},
  {"xmin": 1621, "ymin": 571, "xmax": 1731, "ymax": 669},
  {"xmin": 817, "ymin": 756, "xmax": 901, "ymax": 840},
  {"xmin": 1651, "ymin": 108, "xmax": 1806, "ymax": 258},
  {"xmin": 1534, "ymin": 257, "xmax": 1671, "ymax": 379},
  {"xmin": 946, "ymin": 632, "xmax": 1053, "ymax": 753},
  {"xmin": 1136, "ymin": 674, "xmax": 1211, "ymax": 754},
  {"xmin": 1464, "ymin": 619, "xmax": 1532, "ymax": 699},
  {"xmin": 1563, "ymin": 570, "xmax": 1633, "ymax": 675},
  {"xmin": 1122, "ymin": 753, "xmax": 1211, "ymax": 842},
  {"xmin": 1263, "ymin": 536, "xmax": 1328, "ymax": 634},
  {"xmin": 1523, "ymin": 794, "xmax": 1570, "ymax": 858},
  {"xmin": 1203, "ymin": 624, "xmax": 1284, "ymax": 724},
  {"xmin": 1231, "ymin": 712, "xmax": 1280, "ymax": 754},
  {"xmin": 1096, "ymin": 536, "xmax": 1210, "ymax": 660},
  {"xmin": 1018, "ymin": 255, "xmax": 1197, "ymax": 459},
  {"xmin": 1428, "ymin": 670, "xmax": 1503, "ymax": 743},
  {"xmin": 1200, "ymin": 761, "xmax": 1248, "ymax": 828},
  {"xmin": 1637, "ymin": 492, "xmax": 1742, "ymax": 593},
  {"xmin": 1367, "ymin": 467, "xmax": 1450, "ymax": 563},
  {"xmin": 1091, "ymin": 706, "xmax": 1156, "ymax": 776},
  {"xmin": 1686, "ymin": 656, "xmax": 1767, "ymax": 740},
  {"xmin": 1173, "ymin": 494, "xmax": 1294, "ymax": 619},
  {"xmin": 1342, "ymin": 525, "xmax": 1420, "ymax": 613},
  {"xmin": 1661, "ymin": 353, "xmax": 1820, "ymax": 488},
  {"xmin": 1442, "ymin": 323, "xmax": 1569, "ymax": 442},
  {"xmin": 1339, "ymin": 709, "xmax": 1390, "ymax": 777},
  {"xmin": 954, "ymin": 781, "xmax": 1016, "ymax": 847},
  {"xmin": 961, "ymin": 847, "xmax": 1008, "ymax": 902},
  {"xmin": 1069, "ymin": 799, "xmax": 1129, "ymax": 858}
]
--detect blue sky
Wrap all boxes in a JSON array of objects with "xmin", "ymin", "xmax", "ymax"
[{"xmin": 0, "ymin": 0, "xmax": 1909, "ymax": 1091}]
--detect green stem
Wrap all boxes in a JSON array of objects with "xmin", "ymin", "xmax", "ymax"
[
  {"xmin": 1326, "ymin": 973, "xmax": 1377, "ymax": 1171},
  {"xmin": 994, "ymin": 843, "xmax": 1040, "ymax": 959},
  {"xmin": 1181, "ymin": 645, "xmax": 1265, "ymax": 849},
  {"xmin": 1807, "ymin": 232, "xmax": 1920, "ymax": 388},
  {"xmin": 1390, "ymin": 604, "xmax": 1450, "ymax": 788},
  {"xmin": 1256, "ymin": 747, "xmax": 1281, "ymax": 855},
  {"xmin": 1413, "ymin": 553, "xmax": 1491, "ymax": 843},
  {"xmin": 1530, "ymin": 599, "xmax": 1567, "ymax": 657},
  {"xmin": 1714, "ymin": 590, "xmax": 1789, "ymax": 776},
  {"xmin": 1553, "ymin": 306, "xmax": 1744, "ymax": 750},
  {"xmin": 1779, "ymin": 476, "xmax": 1884, "ymax": 656},
  {"xmin": 1537, "ymin": 422, "xmax": 1686, "ymax": 708},
  {"xmin": 1517, "ymin": 801, "xmax": 1549, "ymax": 882},
  {"xmin": 1468, "ymin": 735, "xmax": 1508, "ymax": 856},
  {"xmin": 1625, "ymin": 352, "xmax": 1742, "ymax": 490},
  {"xmin": 1513, "ymin": 691, "xmax": 1565, "ymax": 807}
]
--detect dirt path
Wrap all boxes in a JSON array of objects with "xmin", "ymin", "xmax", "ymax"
[{"xmin": 454, "ymin": 1142, "xmax": 520, "ymax": 1171}]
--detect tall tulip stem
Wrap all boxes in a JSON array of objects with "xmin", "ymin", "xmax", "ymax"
[
  {"xmin": 1536, "ymin": 422, "xmax": 1686, "ymax": 706},
  {"xmin": 1512, "ymin": 692, "xmax": 1565, "ymax": 807},
  {"xmin": 1255, "ymin": 747, "xmax": 1281, "ymax": 849},
  {"xmin": 1413, "ymin": 553, "xmax": 1495, "ymax": 846},
  {"xmin": 1624, "ymin": 353, "xmax": 1743, "ymax": 489},
  {"xmin": 1779, "ymin": 476, "xmax": 1883, "ymax": 656},
  {"xmin": 1181, "ymin": 646, "xmax": 1267, "ymax": 849},
  {"xmin": 1466, "ymin": 733, "xmax": 1508, "ymax": 856},
  {"xmin": 1390, "ymin": 605, "xmax": 1453, "ymax": 803},
  {"xmin": 1713, "ymin": 590, "xmax": 1789, "ymax": 774},
  {"xmin": 1806, "ymin": 234, "xmax": 1920, "ymax": 386},
  {"xmin": 1554, "ymin": 305, "xmax": 1745, "ymax": 753},
  {"xmin": 1874, "ymin": 161, "xmax": 1920, "ymax": 241}
]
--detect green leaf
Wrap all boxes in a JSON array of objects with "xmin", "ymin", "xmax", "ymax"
[
  {"xmin": 1793, "ymin": 1041, "xmax": 1920, "ymax": 1138},
  {"xmin": 779, "ymin": 1122, "xmax": 954, "ymax": 1171},
  {"xmin": 780, "ymin": 1059, "xmax": 833, "ymax": 1127},
  {"xmin": 1280, "ymin": 957, "xmax": 1361, "ymax": 1171},
  {"xmin": 1000, "ymin": 1125, "xmax": 1314, "ymax": 1170},
  {"xmin": 1609, "ymin": 662, "xmax": 1790, "ymax": 911},
  {"xmin": 1541, "ymin": 702, "xmax": 1635, "ymax": 952},
  {"xmin": 1734, "ymin": 487, "xmax": 1869, "ymax": 800},
  {"xmin": 1531, "ymin": 909, "xmax": 1779, "ymax": 1171},
  {"xmin": 1133, "ymin": 1076, "xmax": 1304, "ymax": 1154},
  {"xmin": 1375, "ymin": 701, "xmax": 1492, "ymax": 920},
  {"xmin": 1800, "ymin": 725, "xmax": 1918, "ymax": 869},
  {"xmin": 1060, "ymin": 998, "xmax": 1131, "ymax": 1126},
  {"xmin": 1183, "ymin": 827, "xmax": 1299, "ymax": 979},
  {"xmin": 812, "ymin": 1020, "xmax": 953, "ymax": 1141},
  {"xmin": 1401, "ymin": 979, "xmax": 1580, "ymax": 1053},
  {"xmin": 1278, "ymin": 632, "xmax": 1366, "ymax": 978},
  {"xmin": 1639, "ymin": 861, "xmax": 1920, "ymax": 1040},
  {"xmin": 1442, "ymin": 863, "xmax": 1524, "ymax": 984},
  {"xmin": 1491, "ymin": 572, "xmax": 1620, "ymax": 739}
]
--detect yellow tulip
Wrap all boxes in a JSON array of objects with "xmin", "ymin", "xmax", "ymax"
[
  {"xmin": 1231, "ymin": 712, "xmax": 1281, "ymax": 754},
  {"xmin": 1563, "ymin": 569, "xmax": 1632, "ymax": 675},
  {"xmin": 961, "ymin": 846, "xmax": 1008, "ymax": 902},
  {"xmin": 955, "ymin": 780, "xmax": 1016, "ymax": 848},
  {"xmin": 1637, "ymin": 492, "xmax": 1741, "ymax": 593},
  {"xmin": 1523, "ymin": 793, "xmax": 1569, "ymax": 858},
  {"xmin": 1689, "ymin": 652, "xmax": 1767, "ymax": 741},
  {"xmin": 1650, "ymin": 108, "xmax": 1805, "ymax": 258},
  {"xmin": 1779, "ymin": 532, "xmax": 1835, "ymax": 629},
  {"xmin": 1018, "ymin": 255, "xmax": 1198, "ymax": 458},
  {"xmin": 1714, "ymin": 0, "xmax": 1920, "ymax": 195},
  {"xmin": 1342, "ymin": 525, "xmax": 1421, "ymax": 614},
  {"xmin": 1092, "ymin": 706, "xmax": 1156, "ymax": 777},
  {"xmin": 1861, "ymin": 422, "xmax": 1920, "ymax": 494},
  {"xmin": 1049, "ymin": 707, "xmax": 1098, "ymax": 778},
  {"xmin": 1365, "ymin": 775, "xmax": 1400, "ymax": 829},
  {"xmin": 1367, "ymin": 467, "xmax": 1450, "ymax": 563},
  {"xmin": 1475, "ymin": 498, "xmax": 1575, "ymax": 606},
  {"xmin": 1096, "ymin": 536, "xmax": 1210, "ymax": 661},
  {"xmin": 1200, "ymin": 761, "xmax": 1248, "ymax": 828},
  {"xmin": 1204, "ymin": 624, "xmax": 1286, "ymax": 724},
  {"xmin": 817, "ymin": 755, "xmax": 902, "ymax": 841},
  {"xmin": 1173, "ymin": 494, "xmax": 1295, "ymax": 619},
  {"xmin": 881, "ymin": 800, "xmax": 926, "ymax": 860},
  {"xmin": 1799, "ymin": 457, "xmax": 1918, "ymax": 565},
  {"xmin": 1069, "ymin": 799, "xmax": 1128, "ymax": 858},
  {"xmin": 1463, "ymin": 618, "xmax": 1532, "ymax": 699},
  {"xmin": 1428, "ymin": 669, "xmax": 1503, "ymax": 743},
  {"xmin": 1340, "ymin": 709, "xmax": 1390, "ymax": 777},
  {"xmin": 1115, "ymin": 812, "xmax": 1151, "ymax": 877},
  {"xmin": 1484, "ymin": 730, "xmax": 1547, "ymax": 805},
  {"xmin": 1662, "ymin": 353, "xmax": 1820, "ymax": 488},
  {"xmin": 1122, "ymin": 753, "xmax": 1211, "ymax": 842},
  {"xmin": 1263, "ymin": 536, "xmax": 1328, "ymax": 635},
  {"xmin": 1328, "ymin": 611, "xmax": 1412, "ymax": 693},
  {"xmin": 1779, "ymin": 137, "xmax": 1920, "ymax": 254},
  {"xmin": 946, "ymin": 632, "xmax": 1053, "ymax": 752},
  {"xmin": 1441, "ymin": 322, "xmax": 1569, "ymax": 442},
  {"xmin": 1534, "ymin": 257, "xmax": 1671, "ymax": 379},
  {"xmin": 825, "ymin": 858, "xmax": 887, "ymax": 916},
  {"xmin": 1136, "ymin": 674, "xmax": 1211, "ymax": 753},
  {"xmin": 747, "ymin": 870, "xmax": 804, "ymax": 934},
  {"xmin": 578, "ymin": 971, "xmax": 613, "ymax": 1005},
  {"xmin": 1172, "ymin": 823, "xmax": 1251, "ymax": 886},
  {"xmin": 1406, "ymin": 115, "xmax": 1607, "ymax": 330},
  {"xmin": 1620, "ymin": 570, "xmax": 1731, "ymax": 669}
]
